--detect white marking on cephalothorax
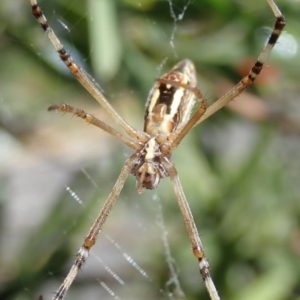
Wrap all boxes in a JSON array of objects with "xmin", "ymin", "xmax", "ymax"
[{"xmin": 145, "ymin": 138, "xmax": 157, "ymax": 161}]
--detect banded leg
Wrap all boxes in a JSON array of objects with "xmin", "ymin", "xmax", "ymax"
[
  {"xmin": 30, "ymin": 0, "xmax": 148, "ymax": 143},
  {"xmin": 53, "ymin": 155, "xmax": 137, "ymax": 300},
  {"xmin": 193, "ymin": 0, "xmax": 286, "ymax": 126},
  {"xmin": 48, "ymin": 104, "xmax": 142, "ymax": 150},
  {"xmin": 162, "ymin": 157, "xmax": 220, "ymax": 300}
]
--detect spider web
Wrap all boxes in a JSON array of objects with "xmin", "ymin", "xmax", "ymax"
[{"xmin": 2, "ymin": 1, "xmax": 300, "ymax": 300}]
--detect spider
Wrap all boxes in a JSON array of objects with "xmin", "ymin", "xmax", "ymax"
[{"xmin": 30, "ymin": 0, "xmax": 285, "ymax": 299}]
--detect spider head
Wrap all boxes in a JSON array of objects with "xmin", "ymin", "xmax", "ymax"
[{"xmin": 131, "ymin": 138, "xmax": 168, "ymax": 194}]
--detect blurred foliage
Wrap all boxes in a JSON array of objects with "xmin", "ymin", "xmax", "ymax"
[{"xmin": 0, "ymin": 0, "xmax": 300, "ymax": 300}]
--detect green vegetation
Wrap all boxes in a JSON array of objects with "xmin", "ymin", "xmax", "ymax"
[{"xmin": 0, "ymin": 0, "xmax": 299, "ymax": 300}]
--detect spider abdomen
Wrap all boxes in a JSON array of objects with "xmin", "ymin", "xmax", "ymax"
[{"xmin": 144, "ymin": 59, "xmax": 197, "ymax": 136}]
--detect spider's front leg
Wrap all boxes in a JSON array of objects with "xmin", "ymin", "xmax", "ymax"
[
  {"xmin": 48, "ymin": 104, "xmax": 142, "ymax": 150},
  {"xmin": 193, "ymin": 0, "xmax": 285, "ymax": 127}
]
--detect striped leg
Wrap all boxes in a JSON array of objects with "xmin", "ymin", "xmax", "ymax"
[
  {"xmin": 163, "ymin": 157, "xmax": 220, "ymax": 300},
  {"xmin": 30, "ymin": 0, "xmax": 148, "ymax": 142},
  {"xmin": 194, "ymin": 0, "xmax": 286, "ymax": 126},
  {"xmin": 52, "ymin": 155, "xmax": 136, "ymax": 300},
  {"xmin": 48, "ymin": 104, "xmax": 141, "ymax": 150}
]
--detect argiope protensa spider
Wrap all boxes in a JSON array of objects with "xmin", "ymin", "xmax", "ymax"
[{"xmin": 31, "ymin": 0, "xmax": 285, "ymax": 299}]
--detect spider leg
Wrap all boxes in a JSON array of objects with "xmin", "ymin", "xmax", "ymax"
[
  {"xmin": 160, "ymin": 0, "xmax": 285, "ymax": 152},
  {"xmin": 193, "ymin": 0, "xmax": 285, "ymax": 126},
  {"xmin": 48, "ymin": 104, "xmax": 142, "ymax": 150},
  {"xmin": 162, "ymin": 0, "xmax": 285, "ymax": 150},
  {"xmin": 30, "ymin": 0, "xmax": 148, "ymax": 143},
  {"xmin": 52, "ymin": 154, "xmax": 137, "ymax": 300},
  {"xmin": 162, "ymin": 157, "xmax": 220, "ymax": 300}
]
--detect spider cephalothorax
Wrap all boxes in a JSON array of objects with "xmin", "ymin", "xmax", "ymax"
[{"xmin": 131, "ymin": 137, "xmax": 170, "ymax": 192}]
